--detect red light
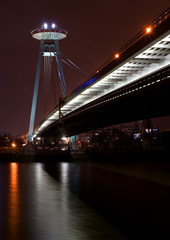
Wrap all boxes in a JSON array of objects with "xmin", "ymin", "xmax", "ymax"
[{"xmin": 115, "ymin": 54, "xmax": 119, "ymax": 58}]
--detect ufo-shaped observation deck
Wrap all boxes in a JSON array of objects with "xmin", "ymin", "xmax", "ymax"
[{"xmin": 31, "ymin": 28, "xmax": 67, "ymax": 41}]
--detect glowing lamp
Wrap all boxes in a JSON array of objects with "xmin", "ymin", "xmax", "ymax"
[
  {"xmin": 44, "ymin": 23, "xmax": 48, "ymax": 29},
  {"xmin": 12, "ymin": 143, "xmax": 16, "ymax": 148},
  {"xmin": 51, "ymin": 23, "xmax": 56, "ymax": 29},
  {"xmin": 146, "ymin": 26, "xmax": 152, "ymax": 34},
  {"xmin": 115, "ymin": 53, "xmax": 119, "ymax": 58},
  {"xmin": 61, "ymin": 137, "xmax": 67, "ymax": 141}
]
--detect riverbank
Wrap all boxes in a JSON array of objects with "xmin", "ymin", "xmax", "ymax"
[
  {"xmin": 0, "ymin": 149, "xmax": 73, "ymax": 162},
  {"xmin": 0, "ymin": 148, "xmax": 19, "ymax": 162},
  {"xmin": 0, "ymin": 147, "xmax": 169, "ymax": 163},
  {"xmin": 71, "ymin": 149, "xmax": 170, "ymax": 162}
]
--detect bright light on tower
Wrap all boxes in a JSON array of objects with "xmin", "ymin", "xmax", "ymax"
[
  {"xmin": 44, "ymin": 23, "xmax": 48, "ymax": 29},
  {"xmin": 51, "ymin": 23, "xmax": 56, "ymax": 29}
]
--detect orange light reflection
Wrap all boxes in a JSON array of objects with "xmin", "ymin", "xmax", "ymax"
[{"xmin": 9, "ymin": 163, "xmax": 19, "ymax": 239}]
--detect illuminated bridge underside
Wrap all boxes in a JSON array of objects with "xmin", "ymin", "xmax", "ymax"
[
  {"xmin": 34, "ymin": 19, "xmax": 170, "ymax": 139},
  {"xmin": 40, "ymin": 66, "xmax": 170, "ymax": 138}
]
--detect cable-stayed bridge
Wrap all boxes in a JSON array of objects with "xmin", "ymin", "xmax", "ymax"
[{"xmin": 32, "ymin": 9, "xmax": 170, "ymax": 140}]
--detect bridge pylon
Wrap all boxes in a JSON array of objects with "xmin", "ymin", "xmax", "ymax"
[{"xmin": 28, "ymin": 23, "xmax": 67, "ymax": 142}]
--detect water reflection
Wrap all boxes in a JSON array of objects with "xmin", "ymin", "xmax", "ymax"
[
  {"xmin": 44, "ymin": 161, "xmax": 170, "ymax": 239},
  {"xmin": 3, "ymin": 160, "xmax": 170, "ymax": 239},
  {"xmin": 8, "ymin": 163, "xmax": 19, "ymax": 239},
  {"xmin": 5, "ymin": 161, "xmax": 169, "ymax": 240},
  {"xmin": 0, "ymin": 163, "xmax": 126, "ymax": 240},
  {"xmin": 60, "ymin": 163, "xmax": 69, "ymax": 184}
]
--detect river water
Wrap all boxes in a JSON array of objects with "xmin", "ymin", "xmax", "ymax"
[{"xmin": 0, "ymin": 161, "xmax": 170, "ymax": 239}]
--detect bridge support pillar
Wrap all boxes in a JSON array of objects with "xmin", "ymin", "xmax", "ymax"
[
  {"xmin": 28, "ymin": 40, "xmax": 44, "ymax": 142},
  {"xmin": 70, "ymin": 136, "xmax": 79, "ymax": 150},
  {"xmin": 28, "ymin": 38, "xmax": 67, "ymax": 142}
]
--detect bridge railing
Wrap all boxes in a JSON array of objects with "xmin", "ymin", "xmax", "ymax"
[
  {"xmin": 67, "ymin": 8, "xmax": 170, "ymax": 99},
  {"xmin": 93, "ymin": 8, "xmax": 170, "ymax": 74},
  {"xmin": 119, "ymin": 9, "xmax": 169, "ymax": 52}
]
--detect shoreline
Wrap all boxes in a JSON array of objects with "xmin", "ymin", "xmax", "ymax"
[{"xmin": 0, "ymin": 149, "xmax": 169, "ymax": 162}]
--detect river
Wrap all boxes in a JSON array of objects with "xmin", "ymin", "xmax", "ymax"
[{"xmin": 0, "ymin": 160, "xmax": 170, "ymax": 239}]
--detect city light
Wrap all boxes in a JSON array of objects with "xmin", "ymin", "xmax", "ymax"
[
  {"xmin": 145, "ymin": 26, "xmax": 152, "ymax": 34},
  {"xmin": 11, "ymin": 143, "xmax": 16, "ymax": 148},
  {"xmin": 115, "ymin": 53, "xmax": 119, "ymax": 58},
  {"xmin": 61, "ymin": 137, "xmax": 67, "ymax": 141}
]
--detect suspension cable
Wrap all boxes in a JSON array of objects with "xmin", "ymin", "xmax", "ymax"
[{"xmin": 60, "ymin": 53, "xmax": 88, "ymax": 78}]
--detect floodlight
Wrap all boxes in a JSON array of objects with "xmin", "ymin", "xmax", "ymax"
[
  {"xmin": 44, "ymin": 23, "xmax": 48, "ymax": 29},
  {"xmin": 51, "ymin": 23, "xmax": 56, "ymax": 29}
]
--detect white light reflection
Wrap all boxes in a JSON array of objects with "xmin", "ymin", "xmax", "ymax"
[
  {"xmin": 35, "ymin": 163, "xmax": 43, "ymax": 191},
  {"xmin": 60, "ymin": 163, "xmax": 69, "ymax": 185}
]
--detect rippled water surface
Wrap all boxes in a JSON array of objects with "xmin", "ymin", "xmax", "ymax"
[
  {"xmin": 0, "ymin": 162, "xmax": 126, "ymax": 240},
  {"xmin": 1, "ymin": 160, "xmax": 170, "ymax": 239}
]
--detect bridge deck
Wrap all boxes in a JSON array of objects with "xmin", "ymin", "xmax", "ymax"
[{"xmin": 34, "ymin": 9, "xmax": 170, "ymax": 139}]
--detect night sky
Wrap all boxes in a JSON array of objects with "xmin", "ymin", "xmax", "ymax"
[{"xmin": 0, "ymin": 0, "xmax": 169, "ymax": 136}]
